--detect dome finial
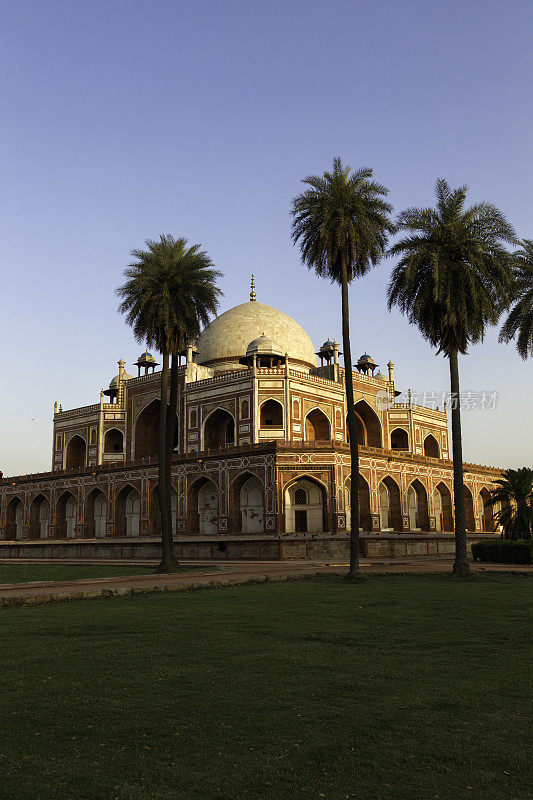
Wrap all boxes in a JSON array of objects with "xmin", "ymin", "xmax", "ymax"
[{"xmin": 250, "ymin": 274, "xmax": 256, "ymax": 302}]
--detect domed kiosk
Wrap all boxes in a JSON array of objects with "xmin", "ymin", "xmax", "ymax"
[{"xmin": 196, "ymin": 301, "xmax": 317, "ymax": 371}]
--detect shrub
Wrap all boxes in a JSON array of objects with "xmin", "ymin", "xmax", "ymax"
[{"xmin": 471, "ymin": 540, "xmax": 532, "ymax": 564}]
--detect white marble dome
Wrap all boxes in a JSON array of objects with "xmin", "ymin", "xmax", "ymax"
[{"xmin": 197, "ymin": 301, "xmax": 317, "ymax": 369}]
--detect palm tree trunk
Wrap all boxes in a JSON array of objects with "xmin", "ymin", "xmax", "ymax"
[
  {"xmin": 157, "ymin": 350, "xmax": 172, "ymax": 572},
  {"xmin": 162, "ymin": 350, "xmax": 179, "ymax": 571},
  {"xmin": 340, "ymin": 256, "xmax": 360, "ymax": 576},
  {"xmin": 449, "ymin": 349, "xmax": 470, "ymax": 576}
]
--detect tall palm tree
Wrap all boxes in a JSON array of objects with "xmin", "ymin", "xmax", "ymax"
[
  {"xmin": 499, "ymin": 239, "xmax": 533, "ymax": 360},
  {"xmin": 487, "ymin": 468, "xmax": 533, "ymax": 539},
  {"xmin": 291, "ymin": 157, "xmax": 394, "ymax": 576},
  {"xmin": 387, "ymin": 179, "xmax": 516, "ymax": 576},
  {"xmin": 117, "ymin": 235, "xmax": 222, "ymax": 572}
]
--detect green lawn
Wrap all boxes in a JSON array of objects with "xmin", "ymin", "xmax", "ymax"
[
  {"xmin": 0, "ymin": 574, "xmax": 530, "ymax": 800},
  {"xmin": 0, "ymin": 564, "xmax": 198, "ymax": 585}
]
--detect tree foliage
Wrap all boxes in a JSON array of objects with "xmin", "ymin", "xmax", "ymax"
[{"xmin": 499, "ymin": 239, "xmax": 533, "ymax": 360}]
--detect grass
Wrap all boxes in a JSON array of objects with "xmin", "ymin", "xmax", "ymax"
[
  {"xmin": 0, "ymin": 573, "xmax": 530, "ymax": 800},
  {"xmin": 0, "ymin": 564, "xmax": 201, "ymax": 585}
]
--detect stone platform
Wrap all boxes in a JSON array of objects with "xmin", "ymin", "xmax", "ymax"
[{"xmin": 0, "ymin": 532, "xmax": 500, "ymax": 562}]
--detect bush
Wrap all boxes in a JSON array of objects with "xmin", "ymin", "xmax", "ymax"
[{"xmin": 471, "ymin": 540, "xmax": 532, "ymax": 564}]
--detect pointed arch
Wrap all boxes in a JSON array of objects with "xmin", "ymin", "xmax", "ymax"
[
  {"xmin": 5, "ymin": 496, "xmax": 24, "ymax": 540},
  {"xmin": 284, "ymin": 476, "xmax": 326, "ymax": 533},
  {"xmin": 304, "ymin": 408, "xmax": 330, "ymax": 442},
  {"xmin": 479, "ymin": 487, "xmax": 495, "ymax": 532},
  {"xmin": 56, "ymin": 490, "xmax": 77, "ymax": 538},
  {"xmin": 115, "ymin": 484, "xmax": 141, "ymax": 537},
  {"xmin": 433, "ymin": 482, "xmax": 453, "ymax": 531},
  {"xmin": 29, "ymin": 493, "xmax": 50, "ymax": 540},
  {"xmin": 407, "ymin": 479, "xmax": 430, "ymax": 531},
  {"xmin": 229, "ymin": 472, "xmax": 264, "ymax": 533},
  {"xmin": 378, "ymin": 476, "xmax": 402, "ymax": 531},
  {"xmin": 150, "ymin": 485, "xmax": 177, "ymax": 536},
  {"xmin": 345, "ymin": 474, "xmax": 371, "ymax": 532},
  {"xmin": 260, "ymin": 399, "xmax": 283, "ymax": 428},
  {"xmin": 424, "ymin": 434, "xmax": 440, "ymax": 459},
  {"xmin": 203, "ymin": 408, "xmax": 235, "ymax": 450},
  {"xmin": 464, "ymin": 484, "xmax": 476, "ymax": 531},
  {"xmin": 66, "ymin": 435, "xmax": 86, "ymax": 469},
  {"xmin": 390, "ymin": 428, "xmax": 409, "ymax": 450},
  {"xmin": 187, "ymin": 476, "xmax": 218, "ymax": 535},
  {"xmin": 354, "ymin": 400, "xmax": 382, "ymax": 448},
  {"xmin": 85, "ymin": 488, "xmax": 108, "ymax": 538},
  {"xmin": 104, "ymin": 428, "xmax": 124, "ymax": 455}
]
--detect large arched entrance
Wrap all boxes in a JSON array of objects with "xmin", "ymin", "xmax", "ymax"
[
  {"xmin": 29, "ymin": 494, "xmax": 49, "ymax": 540},
  {"xmin": 56, "ymin": 491, "xmax": 77, "ymax": 538},
  {"xmin": 204, "ymin": 409, "xmax": 235, "ymax": 450},
  {"xmin": 424, "ymin": 434, "xmax": 440, "ymax": 458},
  {"xmin": 304, "ymin": 409, "xmax": 330, "ymax": 442},
  {"xmin": 229, "ymin": 473, "xmax": 264, "ymax": 533},
  {"xmin": 5, "ymin": 497, "xmax": 24, "ymax": 540},
  {"xmin": 378, "ymin": 477, "xmax": 402, "ymax": 531},
  {"xmin": 479, "ymin": 488, "xmax": 495, "ymax": 532},
  {"xmin": 354, "ymin": 401, "xmax": 382, "ymax": 447},
  {"xmin": 66, "ymin": 435, "xmax": 86, "ymax": 469},
  {"xmin": 134, "ymin": 400, "xmax": 179, "ymax": 461},
  {"xmin": 407, "ymin": 479, "xmax": 429, "ymax": 531},
  {"xmin": 150, "ymin": 486, "xmax": 178, "ymax": 536},
  {"xmin": 345, "ymin": 475, "xmax": 371, "ymax": 532},
  {"xmin": 187, "ymin": 478, "xmax": 218, "ymax": 534},
  {"xmin": 85, "ymin": 489, "xmax": 107, "ymax": 538},
  {"xmin": 433, "ymin": 483, "xmax": 453, "ymax": 532},
  {"xmin": 464, "ymin": 485, "xmax": 476, "ymax": 531},
  {"xmin": 285, "ymin": 478, "xmax": 325, "ymax": 533}
]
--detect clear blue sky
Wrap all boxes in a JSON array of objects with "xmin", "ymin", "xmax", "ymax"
[{"xmin": 1, "ymin": 0, "xmax": 532, "ymax": 475}]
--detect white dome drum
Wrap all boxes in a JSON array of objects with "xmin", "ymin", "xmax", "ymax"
[{"xmin": 196, "ymin": 301, "xmax": 317, "ymax": 369}]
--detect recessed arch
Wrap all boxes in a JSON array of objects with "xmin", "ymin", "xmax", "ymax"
[
  {"xmin": 65, "ymin": 435, "xmax": 86, "ymax": 470},
  {"xmin": 407, "ymin": 479, "xmax": 430, "ymax": 531},
  {"xmin": 187, "ymin": 477, "xmax": 218, "ymax": 535},
  {"xmin": 284, "ymin": 477, "xmax": 325, "ymax": 533},
  {"xmin": 464, "ymin": 485, "xmax": 476, "ymax": 531},
  {"xmin": 378, "ymin": 476, "xmax": 402, "ymax": 531},
  {"xmin": 29, "ymin": 493, "xmax": 50, "ymax": 540},
  {"xmin": 104, "ymin": 428, "xmax": 124, "ymax": 455},
  {"xmin": 150, "ymin": 485, "xmax": 178, "ymax": 536},
  {"xmin": 115, "ymin": 484, "xmax": 141, "ymax": 537},
  {"xmin": 390, "ymin": 428, "xmax": 409, "ymax": 450},
  {"xmin": 5, "ymin": 496, "xmax": 24, "ymax": 540},
  {"xmin": 229, "ymin": 472, "xmax": 264, "ymax": 533},
  {"xmin": 56, "ymin": 490, "xmax": 77, "ymax": 538},
  {"xmin": 479, "ymin": 487, "xmax": 495, "ymax": 532},
  {"xmin": 424, "ymin": 434, "xmax": 440, "ymax": 459},
  {"xmin": 203, "ymin": 408, "xmax": 235, "ymax": 450},
  {"xmin": 354, "ymin": 400, "xmax": 382, "ymax": 448},
  {"xmin": 85, "ymin": 488, "xmax": 108, "ymax": 538},
  {"xmin": 345, "ymin": 474, "xmax": 371, "ymax": 532},
  {"xmin": 260, "ymin": 399, "xmax": 283, "ymax": 428},
  {"xmin": 134, "ymin": 399, "xmax": 179, "ymax": 461},
  {"xmin": 433, "ymin": 482, "xmax": 453, "ymax": 531},
  {"xmin": 304, "ymin": 408, "xmax": 330, "ymax": 442}
]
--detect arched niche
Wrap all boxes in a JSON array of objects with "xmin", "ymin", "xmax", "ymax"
[
  {"xmin": 304, "ymin": 409, "xmax": 330, "ymax": 442},
  {"xmin": 29, "ymin": 494, "xmax": 50, "ymax": 540},
  {"xmin": 56, "ymin": 491, "xmax": 77, "ymax": 538},
  {"xmin": 433, "ymin": 482, "xmax": 453, "ymax": 532},
  {"xmin": 66, "ymin": 435, "xmax": 86, "ymax": 470},
  {"xmin": 390, "ymin": 428, "xmax": 409, "ymax": 450},
  {"xmin": 134, "ymin": 399, "xmax": 179, "ymax": 461},
  {"xmin": 85, "ymin": 488, "xmax": 107, "ymax": 538},
  {"xmin": 5, "ymin": 497, "xmax": 24, "ymax": 540},
  {"xmin": 204, "ymin": 409, "xmax": 235, "ymax": 450},
  {"xmin": 407, "ymin": 479, "xmax": 429, "ymax": 531},
  {"xmin": 229, "ymin": 473, "xmax": 264, "ymax": 533},
  {"xmin": 424, "ymin": 434, "xmax": 440, "ymax": 459},
  {"xmin": 464, "ymin": 485, "xmax": 475, "ymax": 531},
  {"xmin": 354, "ymin": 401, "xmax": 382, "ymax": 448},
  {"xmin": 479, "ymin": 487, "xmax": 495, "ymax": 532},
  {"xmin": 345, "ymin": 475, "xmax": 371, "ymax": 532},
  {"xmin": 260, "ymin": 399, "xmax": 283, "ymax": 428},
  {"xmin": 115, "ymin": 485, "xmax": 140, "ymax": 537},
  {"xmin": 187, "ymin": 477, "xmax": 218, "ymax": 535},
  {"xmin": 378, "ymin": 477, "xmax": 402, "ymax": 531},
  {"xmin": 104, "ymin": 428, "xmax": 124, "ymax": 455},
  {"xmin": 285, "ymin": 477, "xmax": 325, "ymax": 533}
]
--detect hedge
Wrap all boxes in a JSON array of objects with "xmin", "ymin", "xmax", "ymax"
[{"xmin": 471, "ymin": 539, "xmax": 532, "ymax": 564}]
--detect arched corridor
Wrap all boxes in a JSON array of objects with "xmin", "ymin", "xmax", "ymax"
[{"xmin": 285, "ymin": 478, "xmax": 325, "ymax": 533}]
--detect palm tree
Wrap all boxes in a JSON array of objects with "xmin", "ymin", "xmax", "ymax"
[
  {"xmin": 387, "ymin": 179, "xmax": 516, "ymax": 576},
  {"xmin": 117, "ymin": 235, "xmax": 222, "ymax": 572},
  {"xmin": 291, "ymin": 157, "xmax": 394, "ymax": 576},
  {"xmin": 499, "ymin": 239, "xmax": 533, "ymax": 359},
  {"xmin": 487, "ymin": 468, "xmax": 533, "ymax": 539}
]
